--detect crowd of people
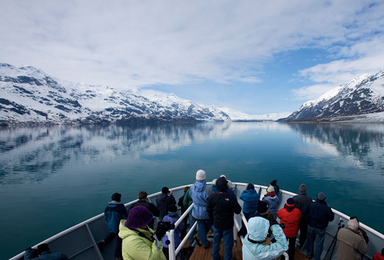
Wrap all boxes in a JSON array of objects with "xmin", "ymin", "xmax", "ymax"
[{"xmin": 24, "ymin": 170, "xmax": 382, "ymax": 260}]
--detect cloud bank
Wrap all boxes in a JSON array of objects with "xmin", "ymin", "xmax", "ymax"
[{"xmin": 1, "ymin": 0, "xmax": 384, "ymax": 113}]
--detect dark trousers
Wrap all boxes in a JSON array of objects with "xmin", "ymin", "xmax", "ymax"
[
  {"xmin": 298, "ymin": 216, "xmax": 309, "ymax": 247},
  {"xmin": 281, "ymin": 237, "xmax": 296, "ymax": 260},
  {"xmin": 104, "ymin": 232, "xmax": 123, "ymax": 258}
]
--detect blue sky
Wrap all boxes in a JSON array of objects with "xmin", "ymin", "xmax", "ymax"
[{"xmin": 1, "ymin": 1, "xmax": 384, "ymax": 115}]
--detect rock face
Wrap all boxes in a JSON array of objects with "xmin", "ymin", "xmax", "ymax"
[
  {"xmin": 0, "ymin": 63, "xmax": 231, "ymax": 126},
  {"xmin": 279, "ymin": 69, "xmax": 384, "ymax": 122}
]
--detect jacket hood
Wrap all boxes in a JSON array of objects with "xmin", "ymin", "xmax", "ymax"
[
  {"xmin": 193, "ymin": 180, "xmax": 206, "ymax": 192},
  {"xmin": 247, "ymin": 217, "xmax": 269, "ymax": 241}
]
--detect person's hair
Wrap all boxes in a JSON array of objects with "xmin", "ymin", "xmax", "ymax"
[
  {"xmin": 37, "ymin": 244, "xmax": 50, "ymax": 255},
  {"xmin": 184, "ymin": 186, "xmax": 190, "ymax": 192},
  {"xmin": 138, "ymin": 191, "xmax": 147, "ymax": 200},
  {"xmin": 347, "ymin": 218, "xmax": 359, "ymax": 231},
  {"xmin": 381, "ymin": 247, "xmax": 384, "ymax": 256}
]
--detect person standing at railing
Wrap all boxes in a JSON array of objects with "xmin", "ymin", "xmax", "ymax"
[
  {"xmin": 262, "ymin": 186, "xmax": 279, "ymax": 220},
  {"xmin": 157, "ymin": 187, "xmax": 177, "ymax": 220},
  {"xmin": 98, "ymin": 192, "xmax": 128, "ymax": 260},
  {"xmin": 183, "ymin": 185, "xmax": 198, "ymax": 246},
  {"xmin": 187, "ymin": 169, "xmax": 214, "ymax": 249},
  {"xmin": 292, "ymin": 183, "xmax": 312, "ymax": 249},
  {"xmin": 240, "ymin": 183, "xmax": 260, "ymax": 220},
  {"xmin": 128, "ymin": 191, "xmax": 160, "ymax": 229},
  {"xmin": 302, "ymin": 192, "xmax": 334, "ymax": 260},
  {"xmin": 277, "ymin": 198, "xmax": 302, "ymax": 260},
  {"xmin": 207, "ymin": 176, "xmax": 242, "ymax": 260},
  {"xmin": 178, "ymin": 186, "xmax": 190, "ymax": 240}
]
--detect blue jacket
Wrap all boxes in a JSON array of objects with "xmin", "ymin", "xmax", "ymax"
[
  {"xmin": 242, "ymin": 217, "xmax": 288, "ymax": 260},
  {"xmin": 189, "ymin": 181, "xmax": 213, "ymax": 220},
  {"xmin": 24, "ymin": 249, "xmax": 69, "ymax": 260},
  {"xmin": 302, "ymin": 199, "xmax": 334, "ymax": 229},
  {"xmin": 104, "ymin": 201, "xmax": 128, "ymax": 233},
  {"xmin": 161, "ymin": 211, "xmax": 185, "ymax": 248},
  {"xmin": 263, "ymin": 195, "xmax": 279, "ymax": 220},
  {"xmin": 240, "ymin": 189, "xmax": 260, "ymax": 215}
]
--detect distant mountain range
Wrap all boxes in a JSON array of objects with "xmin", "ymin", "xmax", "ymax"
[
  {"xmin": 280, "ymin": 69, "xmax": 384, "ymax": 122},
  {"xmin": 0, "ymin": 63, "xmax": 281, "ymax": 126},
  {"xmin": 2, "ymin": 62, "xmax": 384, "ymax": 126}
]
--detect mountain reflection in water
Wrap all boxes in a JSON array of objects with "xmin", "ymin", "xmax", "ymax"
[{"xmin": 0, "ymin": 122, "xmax": 384, "ymax": 259}]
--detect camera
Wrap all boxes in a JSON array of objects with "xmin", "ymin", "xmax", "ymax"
[
  {"xmin": 157, "ymin": 221, "xmax": 175, "ymax": 230},
  {"xmin": 338, "ymin": 218, "xmax": 345, "ymax": 228}
]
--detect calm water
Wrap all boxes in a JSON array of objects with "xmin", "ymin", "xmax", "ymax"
[{"xmin": 1, "ymin": 122, "xmax": 384, "ymax": 259}]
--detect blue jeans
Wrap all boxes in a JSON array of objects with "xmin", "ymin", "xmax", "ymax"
[
  {"xmin": 212, "ymin": 227, "xmax": 233, "ymax": 260},
  {"xmin": 196, "ymin": 219, "xmax": 212, "ymax": 247},
  {"xmin": 189, "ymin": 214, "xmax": 197, "ymax": 244},
  {"xmin": 306, "ymin": 225, "xmax": 326, "ymax": 260}
]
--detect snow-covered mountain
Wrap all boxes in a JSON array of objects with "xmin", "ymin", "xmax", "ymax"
[
  {"xmin": 0, "ymin": 63, "xmax": 271, "ymax": 126},
  {"xmin": 280, "ymin": 69, "xmax": 384, "ymax": 122}
]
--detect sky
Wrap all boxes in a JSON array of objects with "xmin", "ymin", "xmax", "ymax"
[{"xmin": 1, "ymin": 0, "xmax": 384, "ymax": 116}]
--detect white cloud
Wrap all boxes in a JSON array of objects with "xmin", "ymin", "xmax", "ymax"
[{"xmin": 1, "ymin": 0, "xmax": 384, "ymax": 112}]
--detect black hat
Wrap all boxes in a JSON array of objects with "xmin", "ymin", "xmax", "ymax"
[
  {"xmin": 37, "ymin": 244, "xmax": 50, "ymax": 255},
  {"xmin": 162, "ymin": 187, "xmax": 169, "ymax": 194},
  {"xmin": 216, "ymin": 177, "xmax": 228, "ymax": 192},
  {"xmin": 270, "ymin": 180, "xmax": 277, "ymax": 186},
  {"xmin": 257, "ymin": 200, "xmax": 269, "ymax": 213},
  {"xmin": 112, "ymin": 193, "xmax": 121, "ymax": 202},
  {"xmin": 247, "ymin": 183, "xmax": 255, "ymax": 190},
  {"xmin": 168, "ymin": 204, "xmax": 177, "ymax": 212}
]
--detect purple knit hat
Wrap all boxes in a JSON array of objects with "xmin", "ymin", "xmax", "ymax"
[{"xmin": 125, "ymin": 206, "xmax": 153, "ymax": 229}]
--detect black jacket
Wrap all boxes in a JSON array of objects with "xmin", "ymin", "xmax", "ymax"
[
  {"xmin": 156, "ymin": 193, "xmax": 176, "ymax": 219},
  {"xmin": 302, "ymin": 199, "xmax": 334, "ymax": 229},
  {"xmin": 207, "ymin": 192, "xmax": 241, "ymax": 230}
]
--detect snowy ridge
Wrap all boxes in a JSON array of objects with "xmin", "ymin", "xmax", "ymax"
[
  {"xmin": 0, "ymin": 63, "xmax": 271, "ymax": 126},
  {"xmin": 280, "ymin": 69, "xmax": 384, "ymax": 122}
]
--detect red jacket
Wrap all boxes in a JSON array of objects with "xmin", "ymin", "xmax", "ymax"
[
  {"xmin": 373, "ymin": 254, "xmax": 384, "ymax": 260},
  {"xmin": 276, "ymin": 207, "xmax": 302, "ymax": 238}
]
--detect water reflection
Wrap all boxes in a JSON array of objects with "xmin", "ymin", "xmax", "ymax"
[
  {"xmin": 2, "ymin": 122, "xmax": 384, "ymax": 185},
  {"xmin": 0, "ymin": 122, "xmax": 252, "ymax": 184},
  {"xmin": 287, "ymin": 123, "xmax": 384, "ymax": 174}
]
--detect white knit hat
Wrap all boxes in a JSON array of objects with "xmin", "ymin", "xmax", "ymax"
[{"xmin": 196, "ymin": 169, "xmax": 206, "ymax": 181}]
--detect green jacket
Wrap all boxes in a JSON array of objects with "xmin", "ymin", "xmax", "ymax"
[
  {"xmin": 118, "ymin": 220, "xmax": 166, "ymax": 260},
  {"xmin": 183, "ymin": 189, "xmax": 193, "ymax": 210}
]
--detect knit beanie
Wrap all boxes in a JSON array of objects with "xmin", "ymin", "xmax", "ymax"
[
  {"xmin": 257, "ymin": 200, "xmax": 269, "ymax": 213},
  {"xmin": 112, "ymin": 193, "xmax": 121, "ymax": 202},
  {"xmin": 299, "ymin": 184, "xmax": 307, "ymax": 193},
  {"xmin": 216, "ymin": 177, "xmax": 228, "ymax": 192},
  {"xmin": 247, "ymin": 183, "xmax": 255, "ymax": 190},
  {"xmin": 267, "ymin": 186, "xmax": 275, "ymax": 193},
  {"xmin": 196, "ymin": 169, "xmax": 206, "ymax": 181},
  {"xmin": 317, "ymin": 192, "xmax": 326, "ymax": 201},
  {"xmin": 125, "ymin": 206, "xmax": 153, "ymax": 229},
  {"xmin": 286, "ymin": 198, "xmax": 295, "ymax": 207}
]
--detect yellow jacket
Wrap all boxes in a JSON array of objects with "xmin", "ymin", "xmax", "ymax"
[{"xmin": 118, "ymin": 220, "xmax": 166, "ymax": 260}]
